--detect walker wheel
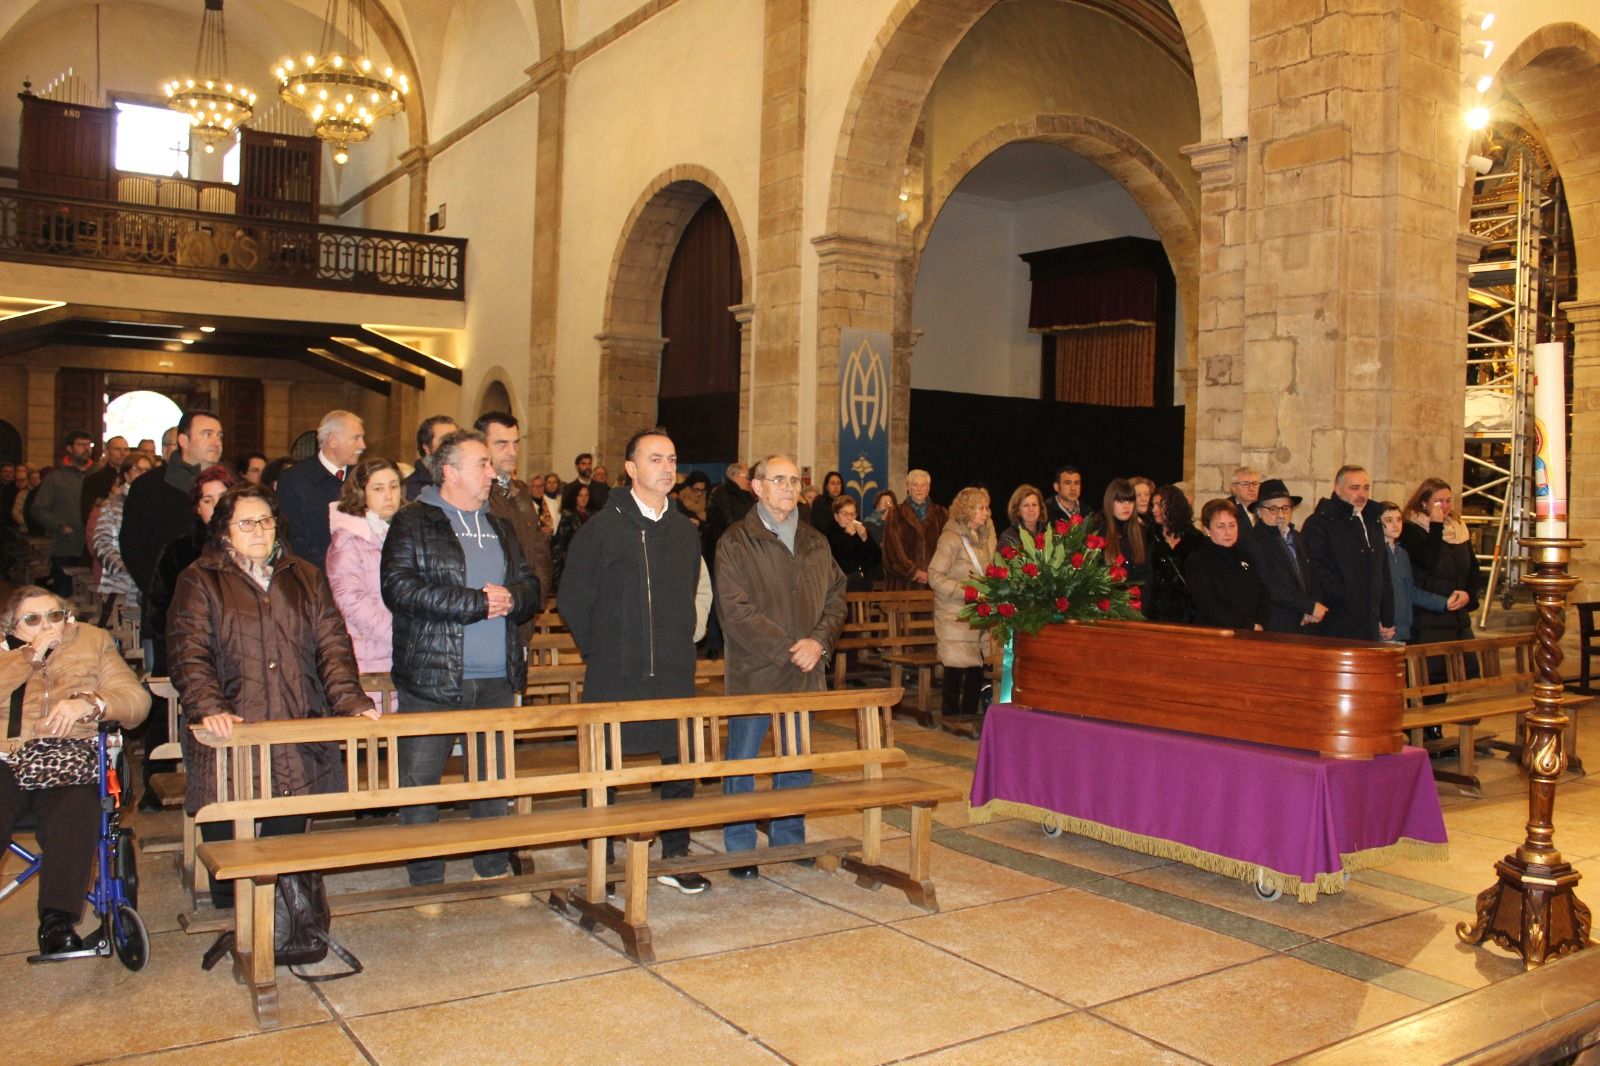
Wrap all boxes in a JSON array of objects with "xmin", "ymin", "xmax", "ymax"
[
  {"xmin": 112, "ymin": 905, "xmax": 149, "ymax": 972},
  {"xmin": 1041, "ymin": 817, "xmax": 1063, "ymax": 838}
]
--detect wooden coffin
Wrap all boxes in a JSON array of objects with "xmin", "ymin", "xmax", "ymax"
[{"xmin": 1011, "ymin": 620, "xmax": 1405, "ymax": 758}]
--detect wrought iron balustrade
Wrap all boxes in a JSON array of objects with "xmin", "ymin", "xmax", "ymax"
[{"xmin": 0, "ymin": 189, "xmax": 465, "ymax": 299}]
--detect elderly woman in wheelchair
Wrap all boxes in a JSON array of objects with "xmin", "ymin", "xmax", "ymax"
[{"xmin": 0, "ymin": 586, "xmax": 149, "ymax": 954}]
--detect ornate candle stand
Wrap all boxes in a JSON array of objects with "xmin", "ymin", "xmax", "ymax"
[{"xmin": 1458, "ymin": 537, "xmax": 1592, "ymax": 967}]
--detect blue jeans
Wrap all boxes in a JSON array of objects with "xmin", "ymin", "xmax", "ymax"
[
  {"xmin": 396, "ymin": 678, "xmax": 514, "ymax": 885},
  {"xmin": 722, "ymin": 712, "xmax": 811, "ymax": 852}
]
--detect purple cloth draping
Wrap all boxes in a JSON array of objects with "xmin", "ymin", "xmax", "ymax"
[{"xmin": 971, "ymin": 704, "xmax": 1447, "ymax": 885}]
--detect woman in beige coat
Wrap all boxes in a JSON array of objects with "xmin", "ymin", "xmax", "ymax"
[{"xmin": 927, "ymin": 487, "xmax": 995, "ymax": 722}]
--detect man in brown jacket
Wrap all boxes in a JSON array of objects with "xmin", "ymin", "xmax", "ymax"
[
  {"xmin": 476, "ymin": 411, "xmax": 555, "ymax": 603},
  {"xmin": 881, "ymin": 468, "xmax": 948, "ymax": 590},
  {"xmin": 715, "ymin": 454, "xmax": 847, "ymax": 879}
]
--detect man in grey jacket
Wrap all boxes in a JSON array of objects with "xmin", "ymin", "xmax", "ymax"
[{"xmin": 32, "ymin": 430, "xmax": 95, "ymax": 596}]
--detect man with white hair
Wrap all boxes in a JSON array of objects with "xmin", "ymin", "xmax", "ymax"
[{"xmin": 275, "ymin": 410, "xmax": 366, "ymax": 569}]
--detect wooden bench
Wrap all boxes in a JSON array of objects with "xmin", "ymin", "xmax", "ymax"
[
  {"xmin": 524, "ymin": 658, "xmax": 725, "ymax": 703},
  {"xmin": 1401, "ymin": 633, "xmax": 1591, "ymax": 797},
  {"xmin": 832, "ymin": 590, "xmax": 936, "ymax": 687},
  {"xmin": 190, "ymin": 687, "xmax": 960, "ymax": 1027}
]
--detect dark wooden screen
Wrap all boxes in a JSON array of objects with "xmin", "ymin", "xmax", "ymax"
[
  {"xmin": 238, "ymin": 129, "xmax": 321, "ymax": 221},
  {"xmin": 18, "ymin": 95, "xmax": 114, "ymax": 199},
  {"xmin": 0, "ymin": 421, "xmax": 22, "ymax": 464},
  {"xmin": 218, "ymin": 377, "xmax": 264, "ymax": 457},
  {"xmin": 55, "ymin": 367, "xmax": 106, "ymax": 445},
  {"xmin": 657, "ymin": 197, "xmax": 742, "ymax": 462}
]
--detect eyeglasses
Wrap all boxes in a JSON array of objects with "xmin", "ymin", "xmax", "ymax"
[
  {"xmin": 1258, "ymin": 503, "xmax": 1293, "ymax": 514},
  {"xmin": 1234, "ymin": 480, "xmax": 1261, "ymax": 489},
  {"xmin": 18, "ymin": 609, "xmax": 67, "ymax": 627},
  {"xmin": 761, "ymin": 476, "xmax": 803, "ymax": 489},
  {"xmin": 232, "ymin": 517, "xmax": 277, "ymax": 532}
]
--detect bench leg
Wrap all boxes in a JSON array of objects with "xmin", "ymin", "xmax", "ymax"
[
  {"xmin": 839, "ymin": 803, "xmax": 940, "ymax": 912},
  {"xmin": 563, "ymin": 835, "xmax": 656, "ymax": 965},
  {"xmin": 1459, "ymin": 723, "xmax": 1477, "ymax": 778},
  {"xmin": 239, "ymin": 878, "xmax": 279, "ymax": 1030},
  {"xmin": 920, "ymin": 666, "xmax": 938, "ymax": 729}
]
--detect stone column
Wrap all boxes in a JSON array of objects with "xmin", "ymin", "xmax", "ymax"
[
  {"xmin": 1565, "ymin": 299, "xmax": 1600, "ymax": 605},
  {"xmin": 730, "ymin": 302, "xmax": 754, "ymax": 463},
  {"xmin": 1241, "ymin": 0, "xmax": 1463, "ymax": 506},
  {"xmin": 25, "ymin": 366, "xmax": 55, "ymax": 468},
  {"xmin": 399, "ymin": 146, "xmax": 429, "ymax": 235},
  {"xmin": 1182, "ymin": 138, "xmax": 1248, "ymax": 497},
  {"xmin": 812, "ymin": 233, "xmax": 901, "ymax": 484},
  {"xmin": 594, "ymin": 332, "xmax": 666, "ymax": 470},
  {"xmin": 526, "ymin": 54, "xmax": 570, "ymax": 476},
  {"xmin": 751, "ymin": 0, "xmax": 809, "ymax": 459}
]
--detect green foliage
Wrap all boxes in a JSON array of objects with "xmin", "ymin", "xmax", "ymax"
[{"xmin": 958, "ymin": 515, "xmax": 1143, "ymax": 643}]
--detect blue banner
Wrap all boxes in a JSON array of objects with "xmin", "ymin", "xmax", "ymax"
[{"xmin": 838, "ymin": 328, "xmax": 891, "ymax": 511}]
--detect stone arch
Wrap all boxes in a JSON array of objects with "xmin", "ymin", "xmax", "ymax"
[
  {"xmin": 477, "ymin": 371, "xmax": 518, "ymax": 422},
  {"xmin": 596, "ymin": 165, "xmax": 753, "ymax": 470},
  {"xmin": 816, "ymin": 0, "xmax": 1215, "ymax": 480},
  {"xmin": 915, "ymin": 115, "xmax": 1201, "ymax": 381}
]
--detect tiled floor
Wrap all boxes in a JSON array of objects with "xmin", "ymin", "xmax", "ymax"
[{"xmin": 2, "ymin": 705, "xmax": 1594, "ymax": 1065}]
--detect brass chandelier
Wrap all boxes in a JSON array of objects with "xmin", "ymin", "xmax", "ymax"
[
  {"xmin": 162, "ymin": 0, "xmax": 257, "ymax": 154},
  {"xmin": 274, "ymin": 0, "xmax": 409, "ymax": 164}
]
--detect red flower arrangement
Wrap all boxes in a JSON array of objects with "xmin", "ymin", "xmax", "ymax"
[{"xmin": 959, "ymin": 517, "xmax": 1142, "ymax": 642}]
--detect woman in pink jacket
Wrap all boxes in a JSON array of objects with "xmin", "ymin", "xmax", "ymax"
[{"xmin": 325, "ymin": 459, "xmax": 403, "ymax": 706}]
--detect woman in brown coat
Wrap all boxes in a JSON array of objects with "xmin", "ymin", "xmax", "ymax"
[
  {"xmin": 168, "ymin": 483, "xmax": 377, "ymax": 908},
  {"xmin": 0, "ymin": 586, "xmax": 149, "ymax": 952},
  {"xmin": 882, "ymin": 469, "xmax": 949, "ymax": 590}
]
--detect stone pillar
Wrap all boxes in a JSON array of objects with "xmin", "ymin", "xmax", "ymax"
[
  {"xmin": 730, "ymin": 302, "xmax": 754, "ymax": 463},
  {"xmin": 594, "ymin": 332, "xmax": 666, "ymax": 470},
  {"xmin": 1241, "ymin": 0, "xmax": 1463, "ymax": 506},
  {"xmin": 1565, "ymin": 299, "xmax": 1600, "ymax": 605},
  {"xmin": 399, "ymin": 146, "xmax": 429, "ymax": 235},
  {"xmin": 25, "ymin": 366, "xmax": 55, "ymax": 468},
  {"xmin": 1182, "ymin": 138, "xmax": 1248, "ymax": 497},
  {"xmin": 526, "ymin": 55, "xmax": 570, "ymax": 476},
  {"xmin": 751, "ymin": 0, "xmax": 808, "ymax": 459},
  {"xmin": 262, "ymin": 380, "xmax": 294, "ymax": 457},
  {"xmin": 812, "ymin": 233, "xmax": 901, "ymax": 484}
]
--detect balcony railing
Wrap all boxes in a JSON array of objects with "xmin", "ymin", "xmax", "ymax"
[{"xmin": 0, "ymin": 188, "xmax": 466, "ymax": 299}]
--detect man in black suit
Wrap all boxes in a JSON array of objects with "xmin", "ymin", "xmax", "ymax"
[
  {"xmin": 1243, "ymin": 478, "xmax": 1325, "ymax": 634},
  {"xmin": 275, "ymin": 410, "xmax": 366, "ymax": 569},
  {"xmin": 1228, "ymin": 466, "xmax": 1261, "ymax": 530}
]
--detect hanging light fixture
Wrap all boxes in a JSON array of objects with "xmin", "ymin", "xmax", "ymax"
[
  {"xmin": 162, "ymin": 0, "xmax": 257, "ymax": 154},
  {"xmin": 274, "ymin": 0, "xmax": 409, "ymax": 165}
]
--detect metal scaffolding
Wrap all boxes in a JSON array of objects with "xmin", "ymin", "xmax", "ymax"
[{"xmin": 1462, "ymin": 149, "xmax": 1554, "ymax": 614}]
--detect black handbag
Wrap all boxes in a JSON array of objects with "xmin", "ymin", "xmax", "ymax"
[{"xmin": 202, "ymin": 871, "xmax": 362, "ymax": 981}]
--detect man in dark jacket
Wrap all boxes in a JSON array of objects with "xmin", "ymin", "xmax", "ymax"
[
  {"xmin": 32, "ymin": 430, "xmax": 94, "ymax": 595},
  {"xmin": 404, "ymin": 414, "xmax": 458, "ymax": 501},
  {"xmin": 560, "ymin": 452, "xmax": 609, "ymax": 513},
  {"xmin": 380, "ymin": 429, "xmax": 540, "ymax": 904},
  {"xmin": 560, "ymin": 428, "xmax": 712, "ymax": 894},
  {"xmin": 707, "ymin": 463, "xmax": 755, "ymax": 543},
  {"xmin": 122, "ymin": 410, "xmax": 223, "ymax": 597},
  {"xmin": 276, "ymin": 410, "xmax": 365, "ymax": 570},
  {"xmin": 1301, "ymin": 465, "xmax": 1395, "ymax": 642},
  {"xmin": 80, "ymin": 435, "xmax": 128, "ymax": 522},
  {"xmin": 475, "ymin": 411, "xmax": 555, "ymax": 604},
  {"xmin": 1243, "ymin": 478, "xmax": 1326, "ymax": 634},
  {"xmin": 716, "ymin": 454, "xmax": 847, "ymax": 878}
]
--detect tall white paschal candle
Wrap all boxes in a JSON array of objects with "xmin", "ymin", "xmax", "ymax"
[{"xmin": 1533, "ymin": 341, "xmax": 1568, "ymax": 538}]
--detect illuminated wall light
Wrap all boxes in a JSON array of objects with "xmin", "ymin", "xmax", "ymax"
[
  {"xmin": 1465, "ymin": 10, "xmax": 1495, "ymax": 32},
  {"xmin": 1463, "ymin": 40, "xmax": 1495, "ymax": 59},
  {"xmin": 1465, "ymin": 106, "xmax": 1491, "ymax": 131},
  {"xmin": 1476, "ymin": 74, "xmax": 1493, "ymax": 94}
]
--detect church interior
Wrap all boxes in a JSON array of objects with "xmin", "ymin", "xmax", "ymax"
[{"xmin": 5, "ymin": 0, "xmax": 1600, "ymax": 1062}]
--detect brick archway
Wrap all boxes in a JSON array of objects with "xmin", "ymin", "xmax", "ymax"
[
  {"xmin": 597, "ymin": 165, "xmax": 752, "ymax": 470},
  {"xmin": 816, "ymin": 0, "xmax": 1218, "ymax": 484}
]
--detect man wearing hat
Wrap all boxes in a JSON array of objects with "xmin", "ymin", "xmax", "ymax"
[{"xmin": 1243, "ymin": 478, "xmax": 1326, "ymax": 634}]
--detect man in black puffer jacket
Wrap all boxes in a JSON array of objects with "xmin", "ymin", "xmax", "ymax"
[
  {"xmin": 381, "ymin": 429, "xmax": 540, "ymax": 904},
  {"xmin": 1302, "ymin": 465, "xmax": 1395, "ymax": 642}
]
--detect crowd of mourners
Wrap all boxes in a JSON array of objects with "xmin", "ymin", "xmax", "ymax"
[{"xmin": 0, "ymin": 408, "xmax": 1479, "ymax": 951}]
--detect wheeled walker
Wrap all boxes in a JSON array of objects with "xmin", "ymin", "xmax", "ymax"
[{"xmin": 1, "ymin": 724, "xmax": 149, "ymax": 970}]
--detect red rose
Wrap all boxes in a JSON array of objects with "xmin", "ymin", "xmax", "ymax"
[
  {"xmin": 963, "ymin": 585, "xmax": 979, "ymax": 602},
  {"xmin": 986, "ymin": 564, "xmax": 1008, "ymax": 579},
  {"xmin": 1071, "ymin": 552, "xmax": 1085, "ymax": 568},
  {"xmin": 999, "ymin": 545, "xmax": 1018, "ymax": 560},
  {"xmin": 1053, "ymin": 520, "xmax": 1069, "ymax": 535},
  {"xmin": 1097, "ymin": 598, "xmax": 1111, "ymax": 612},
  {"xmin": 1129, "ymin": 588, "xmax": 1143, "ymax": 606},
  {"xmin": 1114, "ymin": 553, "xmax": 1127, "ymax": 567},
  {"xmin": 997, "ymin": 603, "xmax": 1016, "ymax": 618},
  {"xmin": 1034, "ymin": 533, "xmax": 1046, "ymax": 550},
  {"xmin": 1110, "ymin": 566, "xmax": 1128, "ymax": 583},
  {"xmin": 1055, "ymin": 596, "xmax": 1070, "ymax": 611},
  {"xmin": 1085, "ymin": 534, "xmax": 1106, "ymax": 550},
  {"xmin": 976, "ymin": 603, "xmax": 992, "ymax": 617},
  {"xmin": 1022, "ymin": 562, "xmax": 1040, "ymax": 577},
  {"xmin": 1070, "ymin": 514, "xmax": 1085, "ymax": 527}
]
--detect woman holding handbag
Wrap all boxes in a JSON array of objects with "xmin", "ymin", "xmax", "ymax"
[{"xmin": 0, "ymin": 587, "xmax": 149, "ymax": 953}]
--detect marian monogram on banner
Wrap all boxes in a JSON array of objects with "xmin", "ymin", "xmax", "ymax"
[{"xmin": 838, "ymin": 329, "xmax": 891, "ymax": 509}]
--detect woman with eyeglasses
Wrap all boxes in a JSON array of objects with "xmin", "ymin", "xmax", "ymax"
[
  {"xmin": 167, "ymin": 483, "xmax": 378, "ymax": 908},
  {"xmin": 0, "ymin": 586, "xmax": 149, "ymax": 954},
  {"xmin": 1091, "ymin": 479, "xmax": 1151, "ymax": 608}
]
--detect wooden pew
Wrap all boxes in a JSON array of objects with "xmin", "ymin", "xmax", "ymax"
[
  {"xmin": 1401, "ymin": 633, "xmax": 1591, "ymax": 797},
  {"xmin": 524, "ymin": 658, "xmax": 725, "ymax": 704},
  {"xmin": 190, "ymin": 688, "xmax": 959, "ymax": 1028},
  {"xmin": 832, "ymin": 590, "xmax": 937, "ymax": 689}
]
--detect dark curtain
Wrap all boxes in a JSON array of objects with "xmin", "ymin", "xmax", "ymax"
[
  {"xmin": 658, "ymin": 198, "xmax": 741, "ymax": 462},
  {"xmin": 1027, "ymin": 265, "xmax": 1157, "ymax": 331},
  {"xmin": 1052, "ymin": 324, "xmax": 1157, "ymax": 406}
]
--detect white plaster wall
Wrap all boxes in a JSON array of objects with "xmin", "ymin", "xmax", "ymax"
[
  {"xmin": 552, "ymin": 0, "xmax": 763, "ymax": 466},
  {"xmin": 912, "ymin": 181, "xmax": 1187, "ymax": 403},
  {"xmin": 431, "ymin": 0, "xmax": 535, "ymax": 133},
  {"xmin": 561, "ymin": 0, "xmax": 646, "ymax": 47}
]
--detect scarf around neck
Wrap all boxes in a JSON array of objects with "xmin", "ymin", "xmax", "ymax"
[{"xmin": 226, "ymin": 543, "xmax": 277, "ymax": 592}]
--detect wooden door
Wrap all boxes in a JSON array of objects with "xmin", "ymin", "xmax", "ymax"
[
  {"xmin": 219, "ymin": 377, "xmax": 264, "ymax": 457},
  {"xmin": 55, "ymin": 367, "xmax": 106, "ymax": 444},
  {"xmin": 18, "ymin": 95, "xmax": 114, "ymax": 199}
]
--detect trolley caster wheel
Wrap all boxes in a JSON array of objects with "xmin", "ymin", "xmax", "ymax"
[
  {"xmin": 112, "ymin": 905, "xmax": 149, "ymax": 971},
  {"xmin": 1252, "ymin": 872, "xmax": 1282, "ymax": 902},
  {"xmin": 1041, "ymin": 817, "xmax": 1062, "ymax": 838}
]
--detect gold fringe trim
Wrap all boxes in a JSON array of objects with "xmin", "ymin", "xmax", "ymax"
[
  {"xmin": 1028, "ymin": 319, "xmax": 1156, "ymax": 334},
  {"xmin": 970, "ymin": 798, "xmax": 1450, "ymax": 904}
]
